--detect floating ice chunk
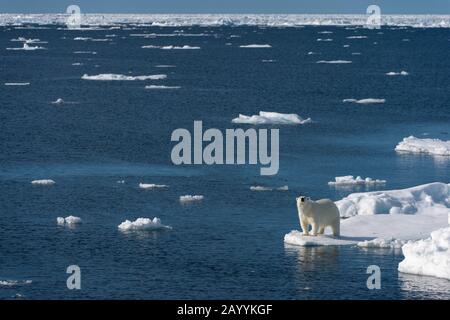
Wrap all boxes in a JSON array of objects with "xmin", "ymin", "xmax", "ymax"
[
  {"xmin": 395, "ymin": 136, "xmax": 450, "ymax": 156},
  {"xmin": 398, "ymin": 219, "xmax": 450, "ymax": 280},
  {"xmin": 145, "ymin": 85, "xmax": 180, "ymax": 90},
  {"xmin": 346, "ymin": 35, "xmax": 368, "ymax": 39},
  {"xmin": 328, "ymin": 175, "xmax": 386, "ymax": 186},
  {"xmin": 74, "ymin": 51, "xmax": 97, "ymax": 54},
  {"xmin": 351, "ymin": 52, "xmax": 361, "ymax": 55},
  {"xmin": 57, "ymin": 216, "xmax": 82, "ymax": 225},
  {"xmin": 7, "ymin": 43, "xmax": 46, "ymax": 50},
  {"xmin": 316, "ymin": 38, "xmax": 333, "ymax": 42},
  {"xmin": 118, "ymin": 217, "xmax": 172, "ymax": 231},
  {"xmin": 239, "ymin": 44, "xmax": 272, "ymax": 48},
  {"xmin": 386, "ymin": 71, "xmax": 409, "ymax": 76},
  {"xmin": 343, "ymin": 98, "xmax": 385, "ymax": 104},
  {"xmin": 262, "ymin": 59, "xmax": 276, "ymax": 63},
  {"xmin": 74, "ymin": 37, "xmax": 91, "ymax": 41},
  {"xmin": 318, "ymin": 31, "xmax": 333, "ymax": 34},
  {"xmin": 31, "ymin": 179, "xmax": 55, "ymax": 185},
  {"xmin": 336, "ymin": 182, "xmax": 450, "ymax": 218},
  {"xmin": 343, "ymin": 44, "xmax": 350, "ymax": 47},
  {"xmin": 71, "ymin": 62, "xmax": 83, "ymax": 66},
  {"xmin": 307, "ymin": 51, "xmax": 320, "ymax": 55},
  {"xmin": 179, "ymin": 195, "xmax": 204, "ymax": 202},
  {"xmin": 155, "ymin": 65, "xmax": 176, "ymax": 68},
  {"xmin": 4, "ymin": 82, "xmax": 30, "ymax": 86},
  {"xmin": 51, "ymin": 98, "xmax": 65, "ymax": 105},
  {"xmin": 250, "ymin": 185, "xmax": 289, "ymax": 191},
  {"xmin": 143, "ymin": 45, "xmax": 201, "ymax": 50},
  {"xmin": 139, "ymin": 183, "xmax": 168, "ymax": 189},
  {"xmin": 0, "ymin": 280, "xmax": 32, "ymax": 287},
  {"xmin": 316, "ymin": 60, "xmax": 352, "ymax": 64},
  {"xmin": 82, "ymin": 74, "xmax": 167, "ymax": 81},
  {"xmin": 232, "ymin": 111, "xmax": 312, "ymax": 125},
  {"xmin": 357, "ymin": 238, "xmax": 407, "ymax": 249}
]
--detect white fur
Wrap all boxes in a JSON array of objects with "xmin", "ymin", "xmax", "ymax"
[{"xmin": 296, "ymin": 197, "xmax": 340, "ymax": 236}]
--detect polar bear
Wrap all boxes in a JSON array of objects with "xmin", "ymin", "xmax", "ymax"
[{"xmin": 296, "ymin": 196, "xmax": 340, "ymax": 236}]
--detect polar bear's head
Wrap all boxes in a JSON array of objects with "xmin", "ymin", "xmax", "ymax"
[{"xmin": 296, "ymin": 196, "xmax": 311, "ymax": 209}]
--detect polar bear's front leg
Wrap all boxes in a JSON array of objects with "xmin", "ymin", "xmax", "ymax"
[
  {"xmin": 300, "ymin": 217, "xmax": 310, "ymax": 236},
  {"xmin": 311, "ymin": 223, "xmax": 319, "ymax": 236}
]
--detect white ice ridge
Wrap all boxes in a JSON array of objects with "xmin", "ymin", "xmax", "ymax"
[
  {"xmin": 4, "ymin": 82, "xmax": 30, "ymax": 86},
  {"xmin": 250, "ymin": 185, "xmax": 289, "ymax": 191},
  {"xmin": 328, "ymin": 175, "xmax": 386, "ymax": 186},
  {"xmin": 145, "ymin": 85, "xmax": 181, "ymax": 90},
  {"xmin": 395, "ymin": 136, "xmax": 450, "ymax": 156},
  {"xmin": 386, "ymin": 71, "xmax": 409, "ymax": 76},
  {"xmin": 0, "ymin": 279, "xmax": 32, "ymax": 287},
  {"xmin": 232, "ymin": 111, "xmax": 312, "ymax": 125},
  {"xmin": 239, "ymin": 44, "xmax": 272, "ymax": 48},
  {"xmin": 6, "ymin": 43, "xmax": 46, "ymax": 50},
  {"xmin": 2, "ymin": 14, "xmax": 450, "ymax": 28},
  {"xmin": 31, "ymin": 179, "xmax": 55, "ymax": 185},
  {"xmin": 179, "ymin": 195, "xmax": 204, "ymax": 202},
  {"xmin": 316, "ymin": 60, "xmax": 352, "ymax": 64},
  {"xmin": 142, "ymin": 45, "xmax": 200, "ymax": 49},
  {"xmin": 139, "ymin": 183, "xmax": 168, "ymax": 189},
  {"xmin": 284, "ymin": 182, "xmax": 450, "ymax": 247},
  {"xmin": 57, "ymin": 216, "xmax": 82, "ymax": 225},
  {"xmin": 398, "ymin": 214, "xmax": 450, "ymax": 280},
  {"xmin": 118, "ymin": 217, "xmax": 172, "ymax": 231},
  {"xmin": 81, "ymin": 74, "xmax": 167, "ymax": 81},
  {"xmin": 343, "ymin": 98, "xmax": 385, "ymax": 104}
]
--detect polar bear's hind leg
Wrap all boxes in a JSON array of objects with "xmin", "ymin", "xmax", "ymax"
[{"xmin": 331, "ymin": 221, "xmax": 340, "ymax": 237}]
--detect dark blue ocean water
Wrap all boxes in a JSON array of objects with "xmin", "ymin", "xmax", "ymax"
[{"xmin": 1, "ymin": 24, "xmax": 450, "ymax": 299}]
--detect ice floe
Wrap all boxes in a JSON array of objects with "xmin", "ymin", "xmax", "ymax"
[
  {"xmin": 145, "ymin": 85, "xmax": 180, "ymax": 90},
  {"xmin": 142, "ymin": 45, "xmax": 200, "ymax": 49},
  {"xmin": 139, "ymin": 183, "xmax": 168, "ymax": 189},
  {"xmin": 0, "ymin": 280, "xmax": 32, "ymax": 287},
  {"xmin": 239, "ymin": 44, "xmax": 272, "ymax": 48},
  {"xmin": 316, "ymin": 38, "xmax": 333, "ymax": 42},
  {"xmin": 316, "ymin": 60, "xmax": 352, "ymax": 64},
  {"xmin": 6, "ymin": 43, "xmax": 46, "ymax": 50},
  {"xmin": 232, "ymin": 111, "xmax": 312, "ymax": 125},
  {"xmin": 2, "ymin": 14, "xmax": 449, "ymax": 28},
  {"xmin": 82, "ymin": 74, "xmax": 167, "ymax": 81},
  {"xmin": 179, "ymin": 195, "xmax": 204, "ymax": 202},
  {"xmin": 398, "ymin": 215, "xmax": 450, "ymax": 280},
  {"xmin": 31, "ymin": 179, "xmax": 55, "ymax": 185},
  {"xmin": 57, "ymin": 216, "xmax": 82, "ymax": 226},
  {"xmin": 346, "ymin": 35, "xmax": 368, "ymax": 39},
  {"xmin": 386, "ymin": 71, "xmax": 409, "ymax": 76},
  {"xmin": 328, "ymin": 175, "xmax": 386, "ymax": 186},
  {"xmin": 250, "ymin": 185, "xmax": 289, "ymax": 191},
  {"xmin": 395, "ymin": 136, "xmax": 450, "ymax": 156},
  {"xmin": 285, "ymin": 182, "xmax": 450, "ymax": 247},
  {"xmin": 4, "ymin": 82, "xmax": 30, "ymax": 86},
  {"xmin": 118, "ymin": 217, "xmax": 172, "ymax": 231},
  {"xmin": 343, "ymin": 98, "xmax": 385, "ymax": 104}
]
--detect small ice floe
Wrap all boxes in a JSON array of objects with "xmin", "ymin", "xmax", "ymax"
[
  {"xmin": 118, "ymin": 217, "xmax": 172, "ymax": 231},
  {"xmin": 139, "ymin": 183, "xmax": 168, "ymax": 189},
  {"xmin": 328, "ymin": 175, "xmax": 386, "ymax": 186},
  {"xmin": 31, "ymin": 179, "xmax": 55, "ymax": 185},
  {"xmin": 343, "ymin": 98, "xmax": 385, "ymax": 104},
  {"xmin": 307, "ymin": 51, "xmax": 320, "ymax": 55},
  {"xmin": 145, "ymin": 85, "xmax": 180, "ymax": 90},
  {"xmin": 398, "ymin": 216, "xmax": 450, "ymax": 280},
  {"xmin": 250, "ymin": 185, "xmax": 289, "ymax": 191},
  {"xmin": 7, "ymin": 43, "xmax": 46, "ymax": 50},
  {"xmin": 57, "ymin": 216, "xmax": 82, "ymax": 226},
  {"xmin": 117, "ymin": 180, "xmax": 125, "ymax": 184},
  {"xmin": 357, "ymin": 238, "xmax": 407, "ymax": 249},
  {"xmin": 51, "ymin": 98, "xmax": 65, "ymax": 105},
  {"xmin": 4, "ymin": 82, "xmax": 30, "ymax": 86},
  {"xmin": 351, "ymin": 52, "xmax": 362, "ymax": 55},
  {"xmin": 142, "ymin": 45, "xmax": 201, "ymax": 50},
  {"xmin": 71, "ymin": 62, "xmax": 83, "ymax": 66},
  {"xmin": 74, "ymin": 37, "xmax": 91, "ymax": 41},
  {"xmin": 316, "ymin": 60, "xmax": 352, "ymax": 64},
  {"xmin": 402, "ymin": 38, "xmax": 411, "ymax": 42},
  {"xmin": 155, "ymin": 65, "xmax": 176, "ymax": 68},
  {"xmin": 386, "ymin": 71, "xmax": 409, "ymax": 76},
  {"xmin": 318, "ymin": 31, "xmax": 333, "ymax": 34},
  {"xmin": 346, "ymin": 35, "xmax": 368, "ymax": 39},
  {"xmin": 11, "ymin": 37, "xmax": 47, "ymax": 44},
  {"xmin": 74, "ymin": 51, "xmax": 97, "ymax": 55},
  {"xmin": 179, "ymin": 195, "xmax": 204, "ymax": 202},
  {"xmin": 262, "ymin": 59, "xmax": 276, "ymax": 63},
  {"xmin": 232, "ymin": 111, "xmax": 312, "ymax": 125},
  {"xmin": 395, "ymin": 136, "xmax": 450, "ymax": 156},
  {"xmin": 343, "ymin": 44, "xmax": 350, "ymax": 48},
  {"xmin": 0, "ymin": 280, "xmax": 32, "ymax": 287},
  {"xmin": 316, "ymin": 38, "xmax": 333, "ymax": 42},
  {"xmin": 239, "ymin": 44, "xmax": 272, "ymax": 48},
  {"xmin": 82, "ymin": 74, "xmax": 167, "ymax": 81}
]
